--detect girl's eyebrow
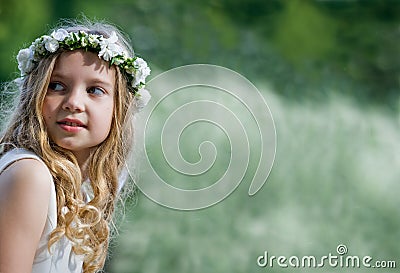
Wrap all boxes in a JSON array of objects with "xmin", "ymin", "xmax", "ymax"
[
  {"xmin": 49, "ymin": 71, "xmax": 65, "ymax": 79},
  {"xmin": 90, "ymin": 78, "xmax": 115, "ymax": 91}
]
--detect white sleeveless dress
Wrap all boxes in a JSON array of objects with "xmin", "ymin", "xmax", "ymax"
[{"xmin": 0, "ymin": 148, "xmax": 84, "ymax": 273}]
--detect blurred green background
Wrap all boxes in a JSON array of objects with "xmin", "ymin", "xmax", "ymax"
[{"xmin": 1, "ymin": 0, "xmax": 399, "ymax": 272}]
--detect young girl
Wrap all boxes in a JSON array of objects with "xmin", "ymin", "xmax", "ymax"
[{"xmin": 0, "ymin": 19, "xmax": 151, "ymax": 273}]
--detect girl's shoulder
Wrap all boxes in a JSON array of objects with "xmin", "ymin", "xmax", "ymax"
[{"xmin": 0, "ymin": 148, "xmax": 53, "ymax": 195}]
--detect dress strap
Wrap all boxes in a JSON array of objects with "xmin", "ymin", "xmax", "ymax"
[{"xmin": 0, "ymin": 148, "xmax": 44, "ymax": 174}]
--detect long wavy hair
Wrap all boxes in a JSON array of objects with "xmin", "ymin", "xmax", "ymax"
[{"xmin": 0, "ymin": 19, "xmax": 137, "ymax": 272}]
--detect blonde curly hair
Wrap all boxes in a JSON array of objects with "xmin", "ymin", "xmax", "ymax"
[{"xmin": 1, "ymin": 19, "xmax": 138, "ymax": 272}]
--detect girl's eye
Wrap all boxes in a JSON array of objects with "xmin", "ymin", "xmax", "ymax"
[
  {"xmin": 48, "ymin": 82, "xmax": 65, "ymax": 91},
  {"xmin": 88, "ymin": 87, "xmax": 106, "ymax": 96}
]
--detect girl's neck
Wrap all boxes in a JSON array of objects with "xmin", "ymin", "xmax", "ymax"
[{"xmin": 72, "ymin": 150, "xmax": 90, "ymax": 180}]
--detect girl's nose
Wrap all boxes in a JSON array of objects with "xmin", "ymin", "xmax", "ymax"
[{"xmin": 62, "ymin": 89, "xmax": 85, "ymax": 113}]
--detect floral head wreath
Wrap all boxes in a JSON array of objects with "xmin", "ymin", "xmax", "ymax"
[{"xmin": 16, "ymin": 29, "xmax": 151, "ymax": 111}]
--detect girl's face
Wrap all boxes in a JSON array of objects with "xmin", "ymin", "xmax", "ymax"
[{"xmin": 42, "ymin": 50, "xmax": 116, "ymax": 162}]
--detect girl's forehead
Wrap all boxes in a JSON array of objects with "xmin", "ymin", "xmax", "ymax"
[
  {"xmin": 53, "ymin": 50, "xmax": 116, "ymax": 83},
  {"xmin": 56, "ymin": 50, "xmax": 115, "ymax": 70}
]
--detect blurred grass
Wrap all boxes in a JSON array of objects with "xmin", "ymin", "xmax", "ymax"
[{"xmin": 106, "ymin": 84, "xmax": 400, "ymax": 273}]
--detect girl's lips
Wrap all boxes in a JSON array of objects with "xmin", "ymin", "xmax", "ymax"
[
  {"xmin": 57, "ymin": 118, "xmax": 86, "ymax": 132},
  {"xmin": 58, "ymin": 123, "xmax": 85, "ymax": 133}
]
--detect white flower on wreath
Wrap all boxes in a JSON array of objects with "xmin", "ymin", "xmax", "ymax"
[
  {"xmin": 132, "ymin": 57, "xmax": 151, "ymax": 87},
  {"xmin": 51, "ymin": 29, "xmax": 69, "ymax": 41},
  {"xmin": 31, "ymin": 38, "xmax": 45, "ymax": 56},
  {"xmin": 17, "ymin": 48, "xmax": 34, "ymax": 75},
  {"xmin": 98, "ymin": 31, "xmax": 123, "ymax": 61},
  {"xmin": 88, "ymin": 34, "xmax": 100, "ymax": 47},
  {"xmin": 99, "ymin": 47, "xmax": 114, "ymax": 61},
  {"xmin": 42, "ymin": 35, "xmax": 59, "ymax": 53},
  {"xmin": 134, "ymin": 88, "xmax": 151, "ymax": 112}
]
